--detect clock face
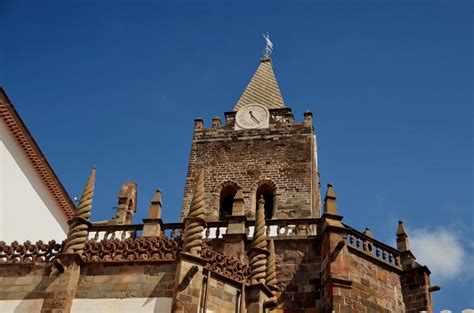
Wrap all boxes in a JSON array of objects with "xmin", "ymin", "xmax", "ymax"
[{"xmin": 235, "ymin": 104, "xmax": 270, "ymax": 129}]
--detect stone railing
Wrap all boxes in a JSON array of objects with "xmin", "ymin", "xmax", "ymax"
[
  {"xmin": 88, "ymin": 218, "xmax": 319, "ymax": 242},
  {"xmin": 247, "ymin": 218, "xmax": 318, "ymax": 238},
  {"xmin": 162, "ymin": 222, "xmax": 184, "ymax": 240},
  {"xmin": 0, "ymin": 240, "xmax": 63, "ymax": 264},
  {"xmin": 345, "ymin": 227, "xmax": 401, "ymax": 269},
  {"xmin": 204, "ymin": 221, "xmax": 228, "ymax": 239},
  {"xmin": 88, "ymin": 224, "xmax": 144, "ymax": 242}
]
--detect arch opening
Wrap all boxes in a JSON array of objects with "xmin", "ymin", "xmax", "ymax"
[
  {"xmin": 219, "ymin": 185, "xmax": 237, "ymax": 220},
  {"xmin": 256, "ymin": 184, "xmax": 274, "ymax": 219}
]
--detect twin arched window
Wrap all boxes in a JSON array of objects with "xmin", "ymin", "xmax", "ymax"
[{"xmin": 218, "ymin": 182, "xmax": 275, "ymax": 220}]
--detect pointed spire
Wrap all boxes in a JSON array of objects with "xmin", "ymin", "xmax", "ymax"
[
  {"xmin": 64, "ymin": 166, "xmax": 95, "ymax": 254},
  {"xmin": 266, "ymin": 239, "xmax": 277, "ymax": 287},
  {"xmin": 396, "ymin": 220, "xmax": 410, "ymax": 252},
  {"xmin": 250, "ymin": 196, "xmax": 268, "ymax": 285},
  {"xmin": 323, "ymin": 183, "xmax": 337, "ymax": 215},
  {"xmin": 182, "ymin": 169, "xmax": 206, "ymax": 255},
  {"xmin": 147, "ymin": 189, "xmax": 162, "ymax": 219},
  {"xmin": 233, "ymin": 58, "xmax": 285, "ymax": 111}
]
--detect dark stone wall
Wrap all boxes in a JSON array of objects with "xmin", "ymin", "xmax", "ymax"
[
  {"xmin": 181, "ymin": 114, "xmax": 320, "ymax": 222},
  {"xmin": 76, "ymin": 263, "xmax": 176, "ymax": 299}
]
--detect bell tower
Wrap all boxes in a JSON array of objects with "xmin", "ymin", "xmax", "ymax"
[{"xmin": 181, "ymin": 39, "xmax": 321, "ymax": 221}]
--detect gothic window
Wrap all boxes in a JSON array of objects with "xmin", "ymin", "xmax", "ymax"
[
  {"xmin": 219, "ymin": 185, "xmax": 237, "ymax": 220},
  {"xmin": 256, "ymin": 184, "xmax": 274, "ymax": 219}
]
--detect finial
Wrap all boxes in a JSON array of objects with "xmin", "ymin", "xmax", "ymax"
[
  {"xmin": 364, "ymin": 227, "xmax": 373, "ymax": 238},
  {"xmin": 250, "ymin": 194, "xmax": 268, "ymax": 284},
  {"xmin": 262, "ymin": 32, "xmax": 273, "ymax": 59},
  {"xmin": 266, "ymin": 239, "xmax": 277, "ymax": 287},
  {"xmin": 323, "ymin": 183, "xmax": 337, "ymax": 215},
  {"xmin": 64, "ymin": 166, "xmax": 95, "ymax": 254},
  {"xmin": 212, "ymin": 116, "xmax": 221, "ymax": 128},
  {"xmin": 182, "ymin": 169, "xmax": 206, "ymax": 255},
  {"xmin": 396, "ymin": 220, "xmax": 410, "ymax": 252},
  {"xmin": 147, "ymin": 189, "xmax": 162, "ymax": 219}
]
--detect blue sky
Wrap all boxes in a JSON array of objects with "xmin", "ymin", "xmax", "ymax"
[{"xmin": 1, "ymin": 0, "xmax": 472, "ymax": 310}]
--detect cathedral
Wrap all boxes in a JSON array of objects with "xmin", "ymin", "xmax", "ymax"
[{"xmin": 0, "ymin": 41, "xmax": 437, "ymax": 313}]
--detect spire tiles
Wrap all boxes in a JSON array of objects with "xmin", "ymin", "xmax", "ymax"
[{"xmin": 233, "ymin": 58, "xmax": 285, "ymax": 111}]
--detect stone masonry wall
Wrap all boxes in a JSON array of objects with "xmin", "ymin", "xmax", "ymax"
[
  {"xmin": 347, "ymin": 253, "xmax": 405, "ymax": 312},
  {"xmin": 76, "ymin": 263, "xmax": 176, "ymax": 299},
  {"xmin": 401, "ymin": 267, "xmax": 433, "ymax": 313},
  {"xmin": 0, "ymin": 264, "xmax": 51, "ymax": 301},
  {"xmin": 181, "ymin": 117, "xmax": 319, "ymax": 221},
  {"xmin": 272, "ymin": 239, "xmax": 322, "ymax": 313},
  {"xmin": 205, "ymin": 275, "xmax": 240, "ymax": 313}
]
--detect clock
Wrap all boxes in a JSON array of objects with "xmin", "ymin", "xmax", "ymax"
[{"xmin": 235, "ymin": 104, "xmax": 270, "ymax": 130}]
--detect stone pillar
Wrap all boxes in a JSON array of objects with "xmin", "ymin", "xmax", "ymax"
[
  {"xmin": 223, "ymin": 190, "xmax": 247, "ymax": 260},
  {"xmin": 244, "ymin": 197, "xmax": 277, "ymax": 313},
  {"xmin": 245, "ymin": 284, "xmax": 274, "ymax": 313},
  {"xmin": 42, "ymin": 254, "xmax": 82, "ymax": 313},
  {"xmin": 172, "ymin": 254, "xmax": 206, "ymax": 313},
  {"xmin": 319, "ymin": 183, "xmax": 353, "ymax": 313},
  {"xmin": 397, "ymin": 220, "xmax": 434, "ymax": 313},
  {"xmin": 43, "ymin": 167, "xmax": 96, "ymax": 312},
  {"xmin": 172, "ymin": 169, "xmax": 207, "ymax": 312},
  {"xmin": 401, "ymin": 266, "xmax": 433, "ymax": 313},
  {"xmin": 143, "ymin": 189, "xmax": 164, "ymax": 237}
]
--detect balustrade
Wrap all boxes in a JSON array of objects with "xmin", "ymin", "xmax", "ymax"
[
  {"xmin": 87, "ymin": 224, "xmax": 143, "ymax": 242},
  {"xmin": 248, "ymin": 219, "xmax": 318, "ymax": 238},
  {"xmin": 346, "ymin": 229, "xmax": 401, "ymax": 269}
]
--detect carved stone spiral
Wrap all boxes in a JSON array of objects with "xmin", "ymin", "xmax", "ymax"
[
  {"xmin": 64, "ymin": 167, "xmax": 95, "ymax": 254},
  {"xmin": 182, "ymin": 169, "xmax": 205, "ymax": 255},
  {"xmin": 266, "ymin": 239, "xmax": 277, "ymax": 286},
  {"xmin": 250, "ymin": 196, "xmax": 267, "ymax": 284}
]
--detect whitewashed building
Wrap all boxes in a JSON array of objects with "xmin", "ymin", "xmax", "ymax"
[{"xmin": 0, "ymin": 87, "xmax": 75, "ymax": 243}]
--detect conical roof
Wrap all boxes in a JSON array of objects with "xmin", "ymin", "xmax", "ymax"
[{"xmin": 233, "ymin": 58, "xmax": 285, "ymax": 111}]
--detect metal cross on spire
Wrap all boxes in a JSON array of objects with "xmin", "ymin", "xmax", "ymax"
[{"xmin": 262, "ymin": 32, "xmax": 273, "ymax": 59}]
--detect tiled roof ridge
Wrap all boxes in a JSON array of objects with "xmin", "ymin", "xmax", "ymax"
[
  {"xmin": 0, "ymin": 87, "xmax": 75, "ymax": 219},
  {"xmin": 233, "ymin": 58, "xmax": 285, "ymax": 111}
]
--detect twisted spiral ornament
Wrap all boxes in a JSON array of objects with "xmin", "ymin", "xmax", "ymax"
[
  {"xmin": 250, "ymin": 196, "xmax": 267, "ymax": 284},
  {"xmin": 182, "ymin": 169, "xmax": 205, "ymax": 254},
  {"xmin": 266, "ymin": 239, "xmax": 277, "ymax": 286},
  {"xmin": 64, "ymin": 167, "xmax": 95, "ymax": 254}
]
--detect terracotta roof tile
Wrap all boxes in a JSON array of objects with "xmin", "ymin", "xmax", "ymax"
[{"xmin": 0, "ymin": 87, "xmax": 75, "ymax": 219}]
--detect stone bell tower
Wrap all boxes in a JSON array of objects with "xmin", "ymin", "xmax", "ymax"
[{"xmin": 181, "ymin": 45, "xmax": 321, "ymax": 221}]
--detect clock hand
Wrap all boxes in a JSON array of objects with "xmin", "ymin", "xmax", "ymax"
[{"xmin": 249, "ymin": 111, "xmax": 260, "ymax": 123}]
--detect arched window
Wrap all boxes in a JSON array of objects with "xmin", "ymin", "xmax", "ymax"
[
  {"xmin": 219, "ymin": 185, "xmax": 237, "ymax": 220},
  {"xmin": 256, "ymin": 184, "xmax": 274, "ymax": 219}
]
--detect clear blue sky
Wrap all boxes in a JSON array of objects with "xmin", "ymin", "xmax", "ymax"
[{"xmin": 1, "ymin": 1, "xmax": 472, "ymax": 310}]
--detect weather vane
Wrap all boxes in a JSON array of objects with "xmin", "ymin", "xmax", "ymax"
[{"xmin": 263, "ymin": 32, "xmax": 273, "ymax": 58}]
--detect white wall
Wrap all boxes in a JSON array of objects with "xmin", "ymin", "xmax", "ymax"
[
  {"xmin": 71, "ymin": 298, "xmax": 172, "ymax": 313},
  {"xmin": 0, "ymin": 119, "xmax": 68, "ymax": 243}
]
